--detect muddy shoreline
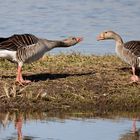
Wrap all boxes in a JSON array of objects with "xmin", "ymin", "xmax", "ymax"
[{"xmin": 0, "ymin": 54, "xmax": 140, "ymax": 113}]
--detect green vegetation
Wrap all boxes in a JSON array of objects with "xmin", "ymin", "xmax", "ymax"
[{"xmin": 0, "ymin": 53, "xmax": 140, "ymax": 113}]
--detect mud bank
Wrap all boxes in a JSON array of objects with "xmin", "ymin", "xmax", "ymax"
[{"xmin": 0, "ymin": 54, "xmax": 139, "ymax": 112}]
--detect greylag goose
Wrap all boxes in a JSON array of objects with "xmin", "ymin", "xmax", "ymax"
[
  {"xmin": 97, "ymin": 31, "xmax": 140, "ymax": 83},
  {"xmin": 0, "ymin": 34, "xmax": 83, "ymax": 84}
]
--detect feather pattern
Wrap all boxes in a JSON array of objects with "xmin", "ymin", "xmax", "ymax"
[
  {"xmin": 124, "ymin": 41, "xmax": 140, "ymax": 57},
  {"xmin": 16, "ymin": 43, "xmax": 47, "ymax": 63},
  {"xmin": 0, "ymin": 34, "xmax": 39, "ymax": 51},
  {"xmin": 0, "ymin": 34, "xmax": 82, "ymax": 83},
  {"xmin": 98, "ymin": 31, "xmax": 140, "ymax": 68},
  {"xmin": 0, "ymin": 34, "xmax": 43, "ymax": 63},
  {"xmin": 0, "ymin": 34, "xmax": 81, "ymax": 64},
  {"xmin": 115, "ymin": 40, "xmax": 140, "ymax": 67}
]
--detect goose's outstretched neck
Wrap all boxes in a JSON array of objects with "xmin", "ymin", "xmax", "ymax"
[
  {"xmin": 42, "ymin": 36, "xmax": 83, "ymax": 49},
  {"xmin": 42, "ymin": 39, "xmax": 65, "ymax": 49}
]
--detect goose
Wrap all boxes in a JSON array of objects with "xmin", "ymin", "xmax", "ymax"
[
  {"xmin": 0, "ymin": 34, "xmax": 83, "ymax": 84},
  {"xmin": 97, "ymin": 31, "xmax": 140, "ymax": 83}
]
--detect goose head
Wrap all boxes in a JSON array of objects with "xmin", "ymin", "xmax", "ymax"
[
  {"xmin": 97, "ymin": 31, "xmax": 118, "ymax": 41},
  {"xmin": 63, "ymin": 37, "xmax": 83, "ymax": 47}
]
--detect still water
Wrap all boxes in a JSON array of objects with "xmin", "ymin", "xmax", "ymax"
[
  {"xmin": 0, "ymin": 1, "xmax": 140, "ymax": 140},
  {"xmin": 0, "ymin": 0, "xmax": 140, "ymax": 55},
  {"xmin": 0, "ymin": 112, "xmax": 140, "ymax": 140}
]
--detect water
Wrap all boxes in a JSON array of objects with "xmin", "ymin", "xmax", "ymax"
[
  {"xmin": 0, "ymin": 1, "xmax": 140, "ymax": 139},
  {"xmin": 0, "ymin": 0, "xmax": 140, "ymax": 55},
  {"xmin": 0, "ymin": 112, "xmax": 139, "ymax": 140}
]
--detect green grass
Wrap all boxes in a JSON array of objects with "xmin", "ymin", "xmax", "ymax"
[{"xmin": 0, "ymin": 53, "xmax": 140, "ymax": 113}]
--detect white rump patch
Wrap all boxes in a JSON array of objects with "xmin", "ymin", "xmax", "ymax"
[{"xmin": 0, "ymin": 50, "xmax": 17, "ymax": 61}]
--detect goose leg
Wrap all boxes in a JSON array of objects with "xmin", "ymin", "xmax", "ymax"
[
  {"xmin": 130, "ymin": 66, "xmax": 140, "ymax": 83},
  {"xmin": 132, "ymin": 118, "xmax": 137, "ymax": 133},
  {"xmin": 16, "ymin": 65, "xmax": 31, "ymax": 84}
]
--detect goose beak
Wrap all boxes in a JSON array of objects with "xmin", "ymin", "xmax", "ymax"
[
  {"xmin": 97, "ymin": 33, "xmax": 105, "ymax": 41},
  {"xmin": 97, "ymin": 35, "xmax": 105, "ymax": 41},
  {"xmin": 76, "ymin": 37, "xmax": 83, "ymax": 42}
]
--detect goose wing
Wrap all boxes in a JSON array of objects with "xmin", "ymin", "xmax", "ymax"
[
  {"xmin": 0, "ymin": 37, "xmax": 9, "ymax": 43},
  {"xmin": 124, "ymin": 41, "xmax": 140, "ymax": 57},
  {"xmin": 0, "ymin": 34, "xmax": 39, "ymax": 51}
]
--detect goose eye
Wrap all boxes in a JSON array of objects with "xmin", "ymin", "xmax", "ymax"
[
  {"xmin": 105, "ymin": 32, "xmax": 107, "ymax": 34},
  {"xmin": 72, "ymin": 38, "xmax": 76, "ymax": 40}
]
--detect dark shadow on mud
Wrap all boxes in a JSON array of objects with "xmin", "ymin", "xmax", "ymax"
[
  {"xmin": 118, "ymin": 67, "xmax": 131, "ymax": 72},
  {"xmin": 25, "ymin": 72, "xmax": 95, "ymax": 82},
  {"xmin": 118, "ymin": 67, "xmax": 140, "ymax": 76},
  {"xmin": 2, "ymin": 72, "xmax": 95, "ymax": 82}
]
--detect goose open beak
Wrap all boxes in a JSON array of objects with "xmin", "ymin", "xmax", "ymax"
[
  {"xmin": 76, "ymin": 37, "xmax": 83, "ymax": 42},
  {"xmin": 97, "ymin": 33, "xmax": 106, "ymax": 41},
  {"xmin": 97, "ymin": 35, "xmax": 105, "ymax": 41}
]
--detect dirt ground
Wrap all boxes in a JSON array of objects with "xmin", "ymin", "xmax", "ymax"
[{"xmin": 0, "ymin": 53, "xmax": 140, "ymax": 113}]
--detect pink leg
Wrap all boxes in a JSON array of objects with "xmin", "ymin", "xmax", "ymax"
[
  {"xmin": 16, "ymin": 65, "xmax": 31, "ymax": 84},
  {"xmin": 130, "ymin": 66, "xmax": 140, "ymax": 83},
  {"xmin": 132, "ymin": 118, "xmax": 137, "ymax": 133},
  {"xmin": 15, "ymin": 115, "xmax": 23, "ymax": 140}
]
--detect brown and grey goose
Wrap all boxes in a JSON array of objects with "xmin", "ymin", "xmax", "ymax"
[
  {"xmin": 97, "ymin": 31, "xmax": 140, "ymax": 83},
  {"xmin": 0, "ymin": 34, "xmax": 83, "ymax": 84}
]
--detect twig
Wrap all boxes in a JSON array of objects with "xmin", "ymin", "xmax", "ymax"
[{"xmin": 3, "ymin": 84, "xmax": 10, "ymax": 98}]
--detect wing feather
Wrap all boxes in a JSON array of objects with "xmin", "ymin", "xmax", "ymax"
[
  {"xmin": 0, "ymin": 34, "xmax": 39, "ymax": 51},
  {"xmin": 124, "ymin": 41, "xmax": 140, "ymax": 57}
]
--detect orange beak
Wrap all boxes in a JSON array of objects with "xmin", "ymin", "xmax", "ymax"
[
  {"xmin": 97, "ymin": 33, "xmax": 105, "ymax": 41},
  {"xmin": 76, "ymin": 37, "xmax": 83, "ymax": 42}
]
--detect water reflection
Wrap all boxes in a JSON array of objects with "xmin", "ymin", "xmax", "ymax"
[
  {"xmin": 15, "ymin": 114, "xmax": 23, "ymax": 140},
  {"xmin": 119, "ymin": 118, "xmax": 140, "ymax": 140},
  {"xmin": 0, "ymin": 112, "xmax": 34, "ymax": 140},
  {"xmin": 120, "ymin": 123, "xmax": 140, "ymax": 140},
  {"xmin": 0, "ymin": 112, "xmax": 140, "ymax": 140},
  {"xmin": 120, "ymin": 132, "xmax": 140, "ymax": 140},
  {"xmin": 0, "ymin": 112, "xmax": 10, "ymax": 128},
  {"xmin": 0, "ymin": 112, "xmax": 69, "ymax": 140}
]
